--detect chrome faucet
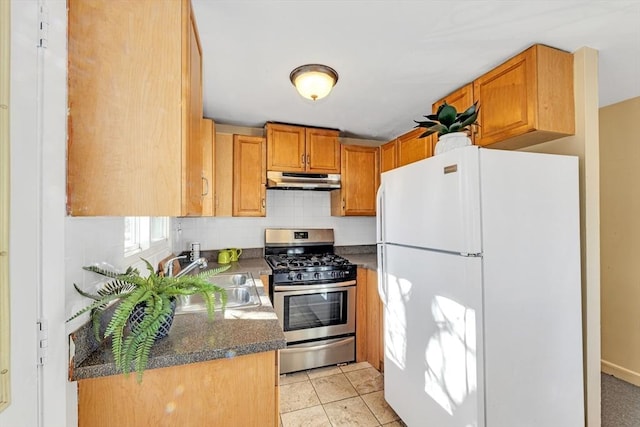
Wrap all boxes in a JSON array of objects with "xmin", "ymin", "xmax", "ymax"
[
  {"xmin": 164, "ymin": 255, "xmax": 187, "ymax": 277},
  {"xmin": 174, "ymin": 257, "xmax": 208, "ymax": 278}
]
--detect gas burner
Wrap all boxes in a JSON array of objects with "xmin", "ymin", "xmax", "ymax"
[{"xmin": 266, "ymin": 253, "xmax": 351, "ymax": 269}]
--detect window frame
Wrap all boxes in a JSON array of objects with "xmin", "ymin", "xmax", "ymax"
[{"xmin": 124, "ymin": 217, "xmax": 169, "ymax": 260}]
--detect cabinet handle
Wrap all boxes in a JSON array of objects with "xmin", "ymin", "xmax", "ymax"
[
  {"xmin": 342, "ymin": 199, "xmax": 346, "ymax": 210},
  {"xmin": 306, "ymin": 154, "xmax": 310, "ymax": 164},
  {"xmin": 301, "ymin": 154, "xmax": 305, "ymax": 165},
  {"xmin": 262, "ymin": 198, "xmax": 266, "ymax": 208},
  {"xmin": 202, "ymin": 176, "xmax": 209, "ymax": 196}
]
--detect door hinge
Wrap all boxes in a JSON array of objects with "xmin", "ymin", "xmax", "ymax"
[
  {"xmin": 38, "ymin": 5, "xmax": 49, "ymax": 48},
  {"xmin": 37, "ymin": 319, "xmax": 48, "ymax": 365}
]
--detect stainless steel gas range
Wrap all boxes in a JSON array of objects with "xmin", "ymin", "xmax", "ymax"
[{"xmin": 264, "ymin": 228, "xmax": 357, "ymax": 374}]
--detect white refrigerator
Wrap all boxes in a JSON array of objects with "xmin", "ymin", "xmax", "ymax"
[{"xmin": 376, "ymin": 146, "xmax": 584, "ymax": 427}]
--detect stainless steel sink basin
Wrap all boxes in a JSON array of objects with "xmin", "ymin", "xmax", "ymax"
[{"xmin": 175, "ymin": 272, "xmax": 262, "ymax": 314}]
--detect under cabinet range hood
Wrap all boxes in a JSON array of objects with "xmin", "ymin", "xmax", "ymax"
[{"xmin": 266, "ymin": 171, "xmax": 341, "ymax": 190}]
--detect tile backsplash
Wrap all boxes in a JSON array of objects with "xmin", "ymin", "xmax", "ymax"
[{"xmin": 173, "ymin": 190, "xmax": 376, "ymax": 253}]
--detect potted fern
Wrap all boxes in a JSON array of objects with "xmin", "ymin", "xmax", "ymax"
[
  {"xmin": 67, "ymin": 258, "xmax": 230, "ymax": 382},
  {"xmin": 414, "ymin": 101, "xmax": 480, "ymax": 155}
]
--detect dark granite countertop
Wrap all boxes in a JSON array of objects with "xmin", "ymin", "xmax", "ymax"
[
  {"xmin": 335, "ymin": 245, "xmax": 378, "ymax": 270},
  {"xmin": 68, "ymin": 249, "xmax": 378, "ymax": 381},
  {"xmin": 69, "ymin": 276, "xmax": 285, "ymax": 381},
  {"xmin": 206, "ymin": 256, "xmax": 272, "ymax": 278},
  {"xmin": 343, "ymin": 253, "xmax": 378, "ymax": 270}
]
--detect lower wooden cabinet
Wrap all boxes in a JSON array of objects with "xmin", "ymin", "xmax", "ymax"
[
  {"xmin": 356, "ymin": 267, "xmax": 383, "ymax": 372},
  {"xmin": 331, "ymin": 145, "xmax": 379, "ymax": 216},
  {"xmin": 77, "ymin": 351, "xmax": 279, "ymax": 427}
]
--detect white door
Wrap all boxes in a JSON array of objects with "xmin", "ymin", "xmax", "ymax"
[
  {"xmin": 379, "ymin": 244, "xmax": 483, "ymax": 427},
  {"xmin": 379, "ymin": 146, "xmax": 481, "ymax": 254}
]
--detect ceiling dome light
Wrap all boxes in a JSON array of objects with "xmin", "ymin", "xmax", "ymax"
[{"xmin": 290, "ymin": 64, "xmax": 339, "ymax": 101}]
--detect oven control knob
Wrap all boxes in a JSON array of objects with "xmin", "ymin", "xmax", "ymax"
[
  {"xmin": 296, "ymin": 273, "xmax": 303, "ymax": 281},
  {"xmin": 288, "ymin": 272, "xmax": 296, "ymax": 281},
  {"xmin": 313, "ymin": 272, "xmax": 320, "ymax": 280}
]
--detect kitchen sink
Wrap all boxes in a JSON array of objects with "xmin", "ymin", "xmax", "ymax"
[{"xmin": 175, "ymin": 272, "xmax": 262, "ymax": 314}]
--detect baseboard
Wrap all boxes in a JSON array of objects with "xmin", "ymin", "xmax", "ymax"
[{"xmin": 601, "ymin": 359, "xmax": 640, "ymax": 387}]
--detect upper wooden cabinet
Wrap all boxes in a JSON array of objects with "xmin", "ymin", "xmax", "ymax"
[
  {"xmin": 214, "ymin": 133, "xmax": 234, "ymax": 217},
  {"xmin": 67, "ymin": 0, "xmax": 203, "ymax": 216},
  {"xmin": 266, "ymin": 123, "xmax": 340, "ymax": 173},
  {"xmin": 233, "ymin": 135, "xmax": 266, "ymax": 217},
  {"xmin": 432, "ymin": 83, "xmax": 476, "ymax": 143},
  {"xmin": 473, "ymin": 44, "xmax": 574, "ymax": 149},
  {"xmin": 331, "ymin": 145, "xmax": 379, "ymax": 216},
  {"xmin": 201, "ymin": 118, "xmax": 215, "ymax": 216},
  {"xmin": 380, "ymin": 139, "xmax": 398, "ymax": 173},
  {"xmin": 397, "ymin": 128, "xmax": 434, "ymax": 167}
]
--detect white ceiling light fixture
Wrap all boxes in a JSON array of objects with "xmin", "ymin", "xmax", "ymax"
[{"xmin": 290, "ymin": 64, "xmax": 339, "ymax": 101}]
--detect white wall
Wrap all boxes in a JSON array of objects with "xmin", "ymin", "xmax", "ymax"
[
  {"xmin": 600, "ymin": 96, "xmax": 640, "ymax": 385},
  {"xmin": 173, "ymin": 190, "xmax": 376, "ymax": 252}
]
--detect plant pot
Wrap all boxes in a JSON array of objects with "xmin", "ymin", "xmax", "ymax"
[
  {"xmin": 435, "ymin": 132, "xmax": 472, "ymax": 155},
  {"xmin": 129, "ymin": 297, "xmax": 177, "ymax": 341}
]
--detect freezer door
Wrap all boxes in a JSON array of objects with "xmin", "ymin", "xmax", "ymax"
[
  {"xmin": 381, "ymin": 244, "xmax": 483, "ymax": 427},
  {"xmin": 380, "ymin": 145, "xmax": 481, "ymax": 254}
]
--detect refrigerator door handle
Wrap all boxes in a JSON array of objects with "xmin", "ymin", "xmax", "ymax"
[
  {"xmin": 377, "ymin": 244, "xmax": 387, "ymax": 305},
  {"xmin": 376, "ymin": 184, "xmax": 384, "ymax": 243}
]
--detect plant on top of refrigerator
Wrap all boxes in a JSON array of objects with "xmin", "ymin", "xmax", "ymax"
[{"xmin": 414, "ymin": 101, "xmax": 480, "ymax": 138}]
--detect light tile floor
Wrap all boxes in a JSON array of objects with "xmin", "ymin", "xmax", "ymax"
[{"xmin": 279, "ymin": 362, "xmax": 407, "ymax": 427}]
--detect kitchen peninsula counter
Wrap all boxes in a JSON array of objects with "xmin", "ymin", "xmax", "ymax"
[{"xmin": 69, "ymin": 279, "xmax": 285, "ymax": 381}]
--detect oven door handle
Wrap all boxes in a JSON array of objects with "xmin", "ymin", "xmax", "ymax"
[
  {"xmin": 274, "ymin": 280, "xmax": 356, "ymax": 292},
  {"xmin": 280, "ymin": 337, "xmax": 354, "ymax": 354}
]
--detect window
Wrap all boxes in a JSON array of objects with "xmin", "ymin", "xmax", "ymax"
[{"xmin": 124, "ymin": 217, "xmax": 169, "ymax": 257}]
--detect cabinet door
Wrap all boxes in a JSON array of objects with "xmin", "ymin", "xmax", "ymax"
[
  {"xmin": 214, "ymin": 133, "xmax": 233, "ymax": 216},
  {"xmin": 380, "ymin": 139, "xmax": 397, "ymax": 173},
  {"xmin": 305, "ymin": 128, "xmax": 341, "ymax": 173},
  {"xmin": 356, "ymin": 268, "xmax": 368, "ymax": 363},
  {"xmin": 332, "ymin": 145, "xmax": 379, "ymax": 216},
  {"xmin": 473, "ymin": 44, "xmax": 574, "ymax": 148},
  {"xmin": 397, "ymin": 128, "xmax": 432, "ymax": 167},
  {"xmin": 266, "ymin": 123, "xmax": 306, "ymax": 172},
  {"xmin": 366, "ymin": 268, "xmax": 383, "ymax": 372},
  {"xmin": 67, "ymin": 0, "xmax": 184, "ymax": 216},
  {"xmin": 67, "ymin": 0, "xmax": 202, "ymax": 216},
  {"xmin": 473, "ymin": 47, "xmax": 535, "ymax": 147},
  {"xmin": 201, "ymin": 118, "xmax": 214, "ymax": 216},
  {"xmin": 78, "ymin": 351, "xmax": 278, "ymax": 427},
  {"xmin": 183, "ymin": 5, "xmax": 204, "ymax": 216},
  {"xmin": 233, "ymin": 135, "xmax": 266, "ymax": 217},
  {"xmin": 432, "ymin": 83, "xmax": 476, "ymax": 144}
]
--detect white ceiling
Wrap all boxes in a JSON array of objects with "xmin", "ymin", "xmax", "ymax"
[{"xmin": 192, "ymin": 1, "xmax": 640, "ymax": 141}]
